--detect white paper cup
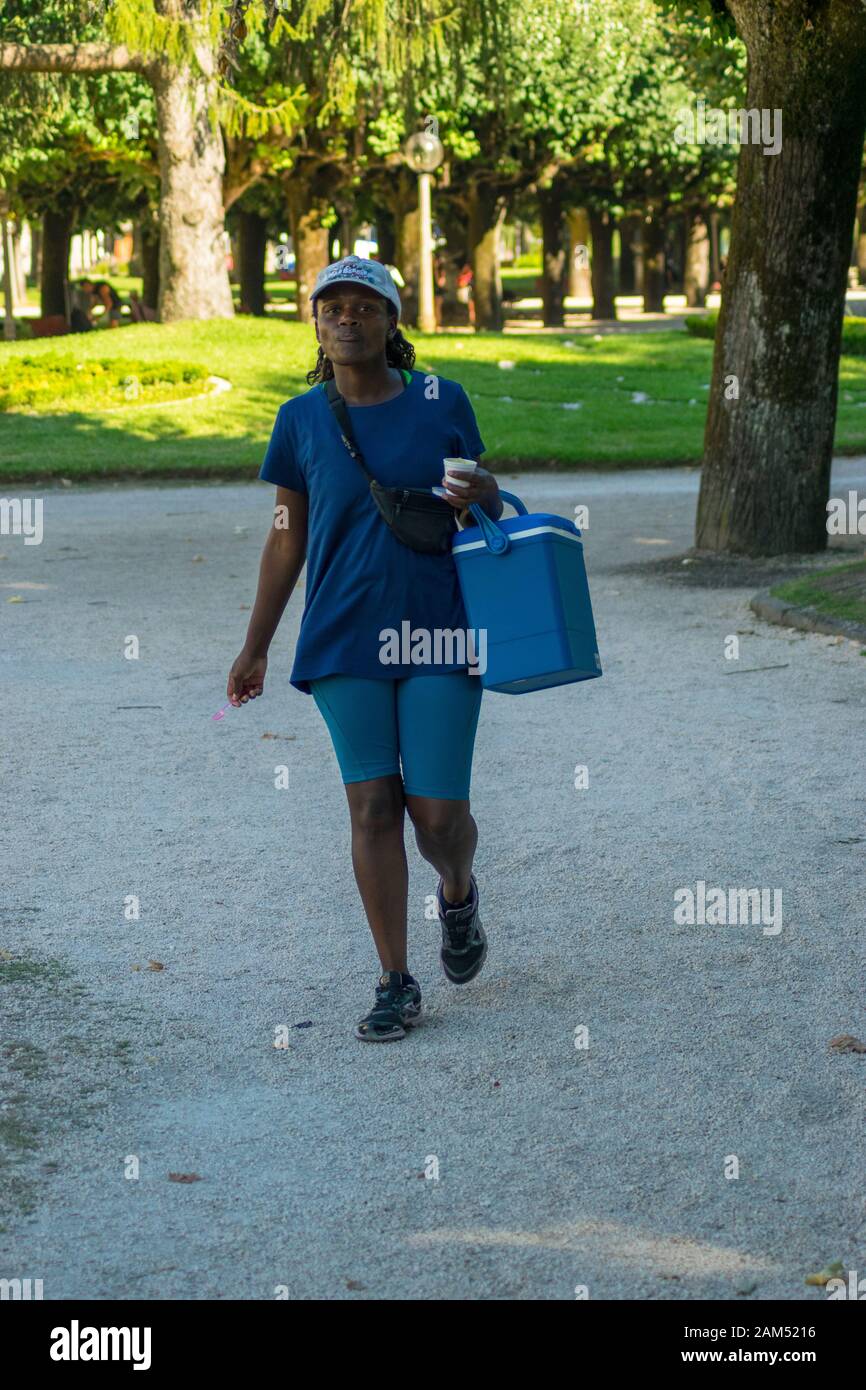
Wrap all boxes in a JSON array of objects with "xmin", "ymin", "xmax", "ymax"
[{"xmin": 443, "ymin": 458, "xmax": 478, "ymax": 488}]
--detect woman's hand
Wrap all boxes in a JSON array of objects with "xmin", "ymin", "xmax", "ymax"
[
  {"xmin": 440, "ymin": 466, "xmax": 502, "ymax": 520},
  {"xmin": 227, "ymin": 651, "xmax": 267, "ymax": 706}
]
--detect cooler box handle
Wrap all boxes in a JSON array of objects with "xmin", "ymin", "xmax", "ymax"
[{"xmin": 466, "ymin": 490, "xmax": 528, "ymax": 555}]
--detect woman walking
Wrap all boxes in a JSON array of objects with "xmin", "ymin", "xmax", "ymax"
[{"xmin": 227, "ymin": 256, "xmax": 502, "ymax": 1042}]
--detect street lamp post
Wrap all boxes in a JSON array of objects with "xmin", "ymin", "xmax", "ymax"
[{"xmin": 404, "ymin": 130, "xmax": 444, "ymax": 334}]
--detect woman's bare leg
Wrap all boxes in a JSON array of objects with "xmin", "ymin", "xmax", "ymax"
[
  {"xmin": 404, "ymin": 795, "xmax": 477, "ymax": 904},
  {"xmin": 344, "ymin": 774, "xmax": 410, "ymax": 972}
]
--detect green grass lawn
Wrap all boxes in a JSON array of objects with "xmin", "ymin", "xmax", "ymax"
[
  {"xmin": 4, "ymin": 318, "xmax": 866, "ymax": 482},
  {"xmin": 770, "ymin": 559, "xmax": 866, "ymax": 628},
  {"xmin": 501, "ymin": 265, "xmax": 542, "ymax": 300}
]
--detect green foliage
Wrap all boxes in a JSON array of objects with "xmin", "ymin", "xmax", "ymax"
[
  {"xmin": 0, "ymin": 353, "xmax": 208, "ymax": 412},
  {"xmin": 216, "ymin": 84, "xmax": 306, "ymax": 138},
  {"xmin": 106, "ymin": 0, "xmax": 221, "ymax": 66},
  {"xmin": 686, "ymin": 313, "xmax": 866, "ymax": 357},
  {"xmin": 1, "ymin": 0, "xmax": 749, "ymax": 224},
  {"xmin": 0, "ymin": 1, "xmax": 83, "ymax": 191},
  {"xmin": 655, "ymin": 0, "xmax": 738, "ymax": 43},
  {"xmin": 101, "ymin": 1, "xmax": 468, "ymax": 135},
  {"xmin": 684, "ymin": 311, "xmax": 718, "ymax": 338},
  {"xmin": 0, "ymin": 0, "xmax": 747, "ymax": 277},
  {"xmin": 360, "ymin": 0, "xmax": 746, "ymax": 217},
  {"xmin": 266, "ymin": 0, "xmax": 459, "ymax": 120},
  {"xmin": 511, "ymin": 252, "xmax": 542, "ymax": 270},
  {"xmin": 839, "ymin": 319, "xmax": 866, "ymax": 357},
  {"xmin": 0, "ymin": 1, "xmax": 158, "ymax": 221}
]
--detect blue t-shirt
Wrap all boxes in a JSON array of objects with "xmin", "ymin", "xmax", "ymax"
[{"xmin": 259, "ymin": 369, "xmax": 486, "ymax": 693}]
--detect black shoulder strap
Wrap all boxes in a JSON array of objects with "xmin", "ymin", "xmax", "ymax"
[{"xmin": 323, "ymin": 377, "xmax": 376, "ymax": 483}]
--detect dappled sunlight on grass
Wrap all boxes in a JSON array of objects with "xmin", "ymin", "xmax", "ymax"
[{"xmin": 3, "ymin": 319, "xmax": 866, "ymax": 480}]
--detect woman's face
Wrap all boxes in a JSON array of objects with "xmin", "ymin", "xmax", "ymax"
[{"xmin": 315, "ymin": 286, "xmax": 396, "ymax": 367}]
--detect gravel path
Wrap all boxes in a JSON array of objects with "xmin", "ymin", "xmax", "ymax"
[{"xmin": 1, "ymin": 460, "xmax": 864, "ymax": 1301}]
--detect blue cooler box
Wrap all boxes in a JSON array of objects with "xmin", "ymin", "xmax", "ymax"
[{"xmin": 452, "ymin": 490, "xmax": 602, "ymax": 694}]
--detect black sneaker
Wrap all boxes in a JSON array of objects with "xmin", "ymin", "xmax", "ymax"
[
  {"xmin": 437, "ymin": 874, "xmax": 487, "ymax": 984},
  {"xmin": 354, "ymin": 971, "xmax": 422, "ymax": 1042}
]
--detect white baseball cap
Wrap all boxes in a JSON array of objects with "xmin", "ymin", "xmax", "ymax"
[{"xmin": 310, "ymin": 255, "xmax": 402, "ymax": 318}]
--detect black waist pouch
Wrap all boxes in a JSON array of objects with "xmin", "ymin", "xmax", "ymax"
[
  {"xmin": 369, "ymin": 479, "xmax": 457, "ymax": 555},
  {"xmin": 324, "ymin": 375, "xmax": 460, "ymax": 555}
]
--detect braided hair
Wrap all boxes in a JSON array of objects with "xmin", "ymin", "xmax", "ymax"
[{"xmin": 305, "ymin": 326, "xmax": 416, "ymax": 386}]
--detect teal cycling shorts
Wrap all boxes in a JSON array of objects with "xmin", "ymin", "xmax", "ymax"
[{"xmin": 309, "ymin": 673, "xmax": 484, "ymax": 800}]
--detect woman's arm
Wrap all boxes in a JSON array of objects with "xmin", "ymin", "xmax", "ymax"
[
  {"xmin": 441, "ymin": 462, "xmax": 503, "ymax": 522},
  {"xmin": 476, "ymin": 466, "xmax": 504, "ymax": 521},
  {"xmin": 227, "ymin": 486, "xmax": 308, "ymax": 705}
]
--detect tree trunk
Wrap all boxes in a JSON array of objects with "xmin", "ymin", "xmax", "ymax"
[
  {"xmin": 9, "ymin": 221, "xmax": 27, "ymax": 306},
  {"xmin": 292, "ymin": 210, "xmax": 329, "ymax": 324},
  {"xmin": 567, "ymin": 207, "xmax": 592, "ymax": 299},
  {"xmin": 27, "ymin": 219, "xmax": 41, "ymax": 287},
  {"xmin": 130, "ymin": 222, "xmax": 142, "ymax": 276},
  {"xmin": 141, "ymin": 222, "xmax": 160, "ymax": 310},
  {"xmin": 338, "ymin": 211, "xmax": 356, "ymax": 259},
  {"xmin": 668, "ymin": 213, "xmax": 686, "ymax": 294},
  {"xmin": 643, "ymin": 210, "xmax": 666, "ymax": 312},
  {"xmin": 684, "ymin": 209, "xmax": 710, "ymax": 307},
  {"xmin": 632, "ymin": 218, "xmax": 645, "ymax": 297},
  {"xmin": 228, "ymin": 227, "xmax": 240, "ymax": 283},
  {"xmin": 41, "ymin": 207, "xmax": 72, "ymax": 318},
  {"xmin": 287, "ymin": 177, "xmax": 331, "ymax": 325},
  {"xmin": 857, "ymin": 198, "xmax": 866, "ymax": 285},
  {"xmin": 539, "ymin": 182, "xmax": 567, "ymax": 327},
  {"xmin": 152, "ymin": 53, "xmax": 233, "ymax": 321},
  {"xmin": 374, "ymin": 168, "xmax": 418, "ymax": 324},
  {"xmin": 709, "ymin": 209, "xmax": 721, "ymax": 285},
  {"xmin": 440, "ymin": 255, "xmax": 469, "ymax": 327},
  {"xmin": 468, "ymin": 185, "xmax": 507, "ymax": 332},
  {"xmin": 433, "ymin": 198, "xmax": 466, "ymax": 314},
  {"xmin": 237, "ymin": 208, "xmax": 266, "ymax": 315},
  {"xmin": 618, "ymin": 213, "xmax": 640, "ymax": 295},
  {"xmin": 375, "ymin": 207, "xmax": 396, "ymax": 265},
  {"xmin": 588, "ymin": 208, "xmax": 616, "ymax": 319},
  {"xmin": 0, "ymin": 31, "xmax": 233, "ymax": 320},
  {"xmin": 396, "ymin": 201, "xmax": 420, "ymax": 328},
  {"xmin": 696, "ymin": 0, "xmax": 866, "ymax": 555},
  {"xmin": 2, "ymin": 215, "xmax": 15, "ymax": 340}
]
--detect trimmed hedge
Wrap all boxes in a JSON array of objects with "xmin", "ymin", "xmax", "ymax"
[
  {"xmin": 685, "ymin": 311, "xmax": 866, "ymax": 356},
  {"xmin": 0, "ymin": 355, "xmax": 210, "ymax": 413},
  {"xmin": 684, "ymin": 312, "xmax": 718, "ymax": 341}
]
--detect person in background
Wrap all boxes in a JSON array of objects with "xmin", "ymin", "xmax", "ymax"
[
  {"xmin": 710, "ymin": 255, "xmax": 728, "ymax": 296},
  {"xmin": 69, "ymin": 279, "xmax": 96, "ymax": 333},
  {"xmin": 93, "ymin": 280, "xmax": 124, "ymax": 328},
  {"xmin": 433, "ymin": 253, "xmax": 447, "ymax": 327},
  {"xmin": 456, "ymin": 261, "xmax": 475, "ymax": 327}
]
